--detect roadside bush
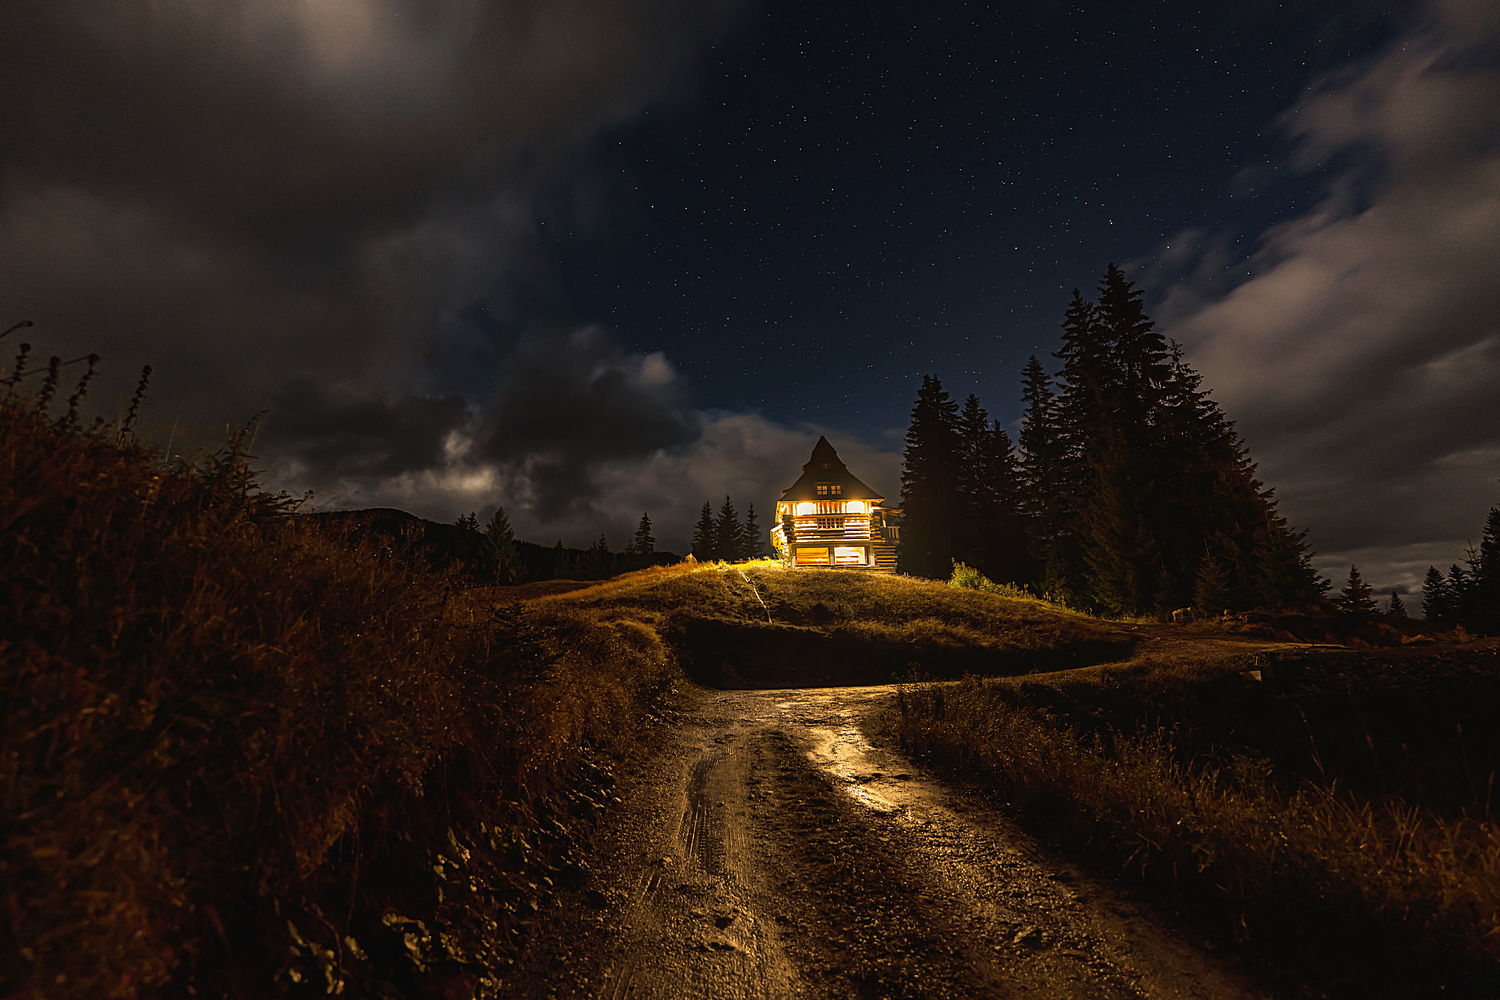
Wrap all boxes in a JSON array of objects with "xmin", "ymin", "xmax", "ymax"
[
  {"xmin": 888, "ymin": 672, "xmax": 1500, "ymax": 998},
  {"xmin": 0, "ymin": 355, "xmax": 678, "ymax": 998}
]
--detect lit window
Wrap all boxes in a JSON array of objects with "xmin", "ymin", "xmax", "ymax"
[
  {"xmin": 815, "ymin": 516, "xmax": 845, "ymax": 530},
  {"xmin": 795, "ymin": 547, "xmax": 830, "ymax": 566},
  {"xmin": 795, "ymin": 501, "xmax": 816, "ymax": 516},
  {"xmin": 834, "ymin": 546, "xmax": 865, "ymax": 565},
  {"xmin": 845, "ymin": 501, "xmax": 866, "ymax": 515}
]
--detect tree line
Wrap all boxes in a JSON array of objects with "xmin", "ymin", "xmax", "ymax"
[
  {"xmin": 449, "ymin": 509, "xmax": 675, "ymax": 582},
  {"xmin": 900, "ymin": 264, "xmax": 1325, "ymax": 617},
  {"xmin": 1420, "ymin": 501, "xmax": 1500, "ymax": 632},
  {"xmin": 690, "ymin": 495, "xmax": 766, "ymax": 563}
]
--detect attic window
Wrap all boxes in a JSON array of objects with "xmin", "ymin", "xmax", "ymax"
[
  {"xmin": 821, "ymin": 463, "xmax": 830, "ymax": 469},
  {"xmin": 815, "ymin": 483, "xmax": 842, "ymax": 496}
]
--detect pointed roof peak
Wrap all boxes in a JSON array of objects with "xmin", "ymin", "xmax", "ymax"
[
  {"xmin": 805, "ymin": 435, "xmax": 841, "ymax": 470},
  {"xmin": 780, "ymin": 435, "xmax": 882, "ymax": 501}
]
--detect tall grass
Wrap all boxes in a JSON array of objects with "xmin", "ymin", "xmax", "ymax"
[
  {"xmin": 888, "ymin": 673, "xmax": 1500, "ymax": 997},
  {"xmin": 1, "ymin": 351, "xmax": 679, "ymax": 998}
]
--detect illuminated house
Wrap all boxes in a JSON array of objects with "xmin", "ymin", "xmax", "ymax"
[{"xmin": 771, "ymin": 436, "xmax": 900, "ymax": 571}]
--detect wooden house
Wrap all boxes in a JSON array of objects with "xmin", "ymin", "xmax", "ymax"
[{"xmin": 770, "ymin": 436, "xmax": 900, "ymax": 571}]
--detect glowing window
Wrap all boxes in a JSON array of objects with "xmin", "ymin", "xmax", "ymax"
[
  {"xmin": 845, "ymin": 501, "xmax": 866, "ymax": 515},
  {"xmin": 815, "ymin": 516, "xmax": 845, "ymax": 530},
  {"xmin": 795, "ymin": 547, "xmax": 830, "ymax": 566},
  {"xmin": 834, "ymin": 546, "xmax": 865, "ymax": 565},
  {"xmin": 815, "ymin": 483, "xmax": 843, "ymax": 496},
  {"xmin": 795, "ymin": 501, "xmax": 816, "ymax": 516}
]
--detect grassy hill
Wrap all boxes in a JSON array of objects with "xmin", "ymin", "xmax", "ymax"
[{"xmin": 502, "ymin": 560, "xmax": 1295, "ymax": 688}]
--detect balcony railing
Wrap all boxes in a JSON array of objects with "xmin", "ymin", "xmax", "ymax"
[{"xmin": 773, "ymin": 521, "xmax": 898, "ymax": 545}]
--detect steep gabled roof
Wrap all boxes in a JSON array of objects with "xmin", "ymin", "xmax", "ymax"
[{"xmin": 779, "ymin": 436, "xmax": 884, "ymax": 501}]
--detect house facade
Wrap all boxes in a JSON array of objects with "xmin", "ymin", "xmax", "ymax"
[{"xmin": 770, "ymin": 436, "xmax": 900, "ymax": 571}]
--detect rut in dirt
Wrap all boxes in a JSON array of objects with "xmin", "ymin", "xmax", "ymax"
[{"xmin": 586, "ymin": 686, "xmax": 1266, "ymax": 1000}]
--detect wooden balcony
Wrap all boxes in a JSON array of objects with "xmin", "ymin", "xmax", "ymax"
[{"xmin": 772, "ymin": 518, "xmax": 899, "ymax": 547}]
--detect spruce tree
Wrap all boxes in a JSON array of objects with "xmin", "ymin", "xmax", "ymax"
[
  {"xmin": 583, "ymin": 535, "xmax": 610, "ymax": 579},
  {"xmin": 1336, "ymin": 565, "xmax": 1378, "ymax": 617},
  {"xmin": 1194, "ymin": 551, "xmax": 1232, "ymax": 614},
  {"xmin": 955, "ymin": 393, "xmax": 990, "ymax": 566},
  {"xmin": 1451, "ymin": 499, "xmax": 1500, "ymax": 633},
  {"xmin": 900, "ymin": 375, "xmax": 962, "ymax": 578},
  {"xmin": 1015, "ymin": 270, "xmax": 1323, "ymax": 615},
  {"xmin": 1448, "ymin": 563, "xmax": 1472, "ymax": 608},
  {"xmin": 484, "ymin": 506, "xmax": 524, "ymax": 584},
  {"xmin": 1422, "ymin": 566, "xmax": 1452, "ymax": 621},
  {"xmin": 1054, "ymin": 279, "xmax": 1154, "ymax": 613},
  {"xmin": 691, "ymin": 501, "xmax": 717, "ymax": 561},
  {"xmin": 1018, "ymin": 354, "xmax": 1064, "ymax": 584},
  {"xmin": 1474, "ymin": 503, "xmax": 1500, "ymax": 632},
  {"xmin": 631, "ymin": 512, "xmax": 655, "ymax": 555},
  {"xmin": 981, "ymin": 420, "xmax": 1030, "ymax": 584},
  {"xmin": 742, "ymin": 503, "xmax": 765, "ymax": 559},
  {"xmin": 551, "ymin": 540, "xmax": 570, "ymax": 580},
  {"xmin": 715, "ymin": 495, "xmax": 743, "ymax": 562},
  {"xmin": 1388, "ymin": 590, "xmax": 1408, "ymax": 617}
]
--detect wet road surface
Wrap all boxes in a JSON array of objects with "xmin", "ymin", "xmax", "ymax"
[{"xmin": 525, "ymin": 684, "xmax": 1268, "ymax": 1000}]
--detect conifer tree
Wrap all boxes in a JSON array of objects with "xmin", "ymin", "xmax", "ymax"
[
  {"xmin": 1014, "ymin": 268, "xmax": 1322, "ymax": 615},
  {"xmin": 582, "ymin": 535, "xmax": 610, "ymax": 579},
  {"xmin": 630, "ymin": 512, "xmax": 655, "ymax": 555},
  {"xmin": 900, "ymin": 375, "xmax": 961, "ymax": 578},
  {"xmin": 715, "ymin": 495, "xmax": 743, "ymax": 562},
  {"xmin": 1018, "ymin": 354, "xmax": 1065, "ymax": 583},
  {"xmin": 484, "ymin": 506, "xmax": 524, "ymax": 584},
  {"xmin": 1336, "ymin": 565, "xmax": 1378, "ymax": 617},
  {"xmin": 691, "ymin": 501, "xmax": 717, "ymax": 561},
  {"xmin": 954, "ymin": 394, "xmax": 1026, "ymax": 578},
  {"xmin": 1422, "ymin": 566, "xmax": 1452, "ymax": 621},
  {"xmin": 981, "ymin": 420, "xmax": 1030, "ymax": 583},
  {"xmin": 1474, "ymin": 503, "xmax": 1500, "ymax": 632},
  {"xmin": 1388, "ymin": 590, "xmax": 1408, "ymax": 617},
  {"xmin": 955, "ymin": 393, "xmax": 990, "ymax": 563},
  {"xmin": 1052, "ymin": 279, "xmax": 1154, "ymax": 612},
  {"xmin": 741, "ymin": 503, "xmax": 765, "ymax": 559},
  {"xmin": 551, "ymin": 540, "xmax": 571, "ymax": 580},
  {"xmin": 1194, "ymin": 551, "xmax": 1232, "ymax": 613}
]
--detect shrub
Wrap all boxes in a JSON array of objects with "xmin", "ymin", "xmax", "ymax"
[
  {"xmin": 888, "ymin": 673, "xmax": 1500, "ymax": 997},
  {"xmin": 0, "ymin": 355, "xmax": 677, "ymax": 997}
]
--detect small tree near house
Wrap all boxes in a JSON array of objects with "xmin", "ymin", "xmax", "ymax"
[
  {"xmin": 742, "ymin": 503, "xmax": 765, "ymax": 559},
  {"xmin": 691, "ymin": 501, "xmax": 717, "ymax": 561}
]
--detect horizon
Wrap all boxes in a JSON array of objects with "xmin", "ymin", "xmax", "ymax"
[{"xmin": 2, "ymin": 1, "xmax": 1497, "ymax": 600}]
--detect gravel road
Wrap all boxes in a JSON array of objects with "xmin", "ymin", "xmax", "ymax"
[{"xmin": 515, "ymin": 684, "xmax": 1269, "ymax": 1000}]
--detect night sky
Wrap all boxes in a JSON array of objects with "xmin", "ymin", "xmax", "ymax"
[{"xmin": 1, "ymin": 1, "xmax": 1497, "ymax": 598}]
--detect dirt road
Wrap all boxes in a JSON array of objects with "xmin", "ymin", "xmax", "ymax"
[{"xmin": 517, "ymin": 684, "xmax": 1268, "ymax": 1000}]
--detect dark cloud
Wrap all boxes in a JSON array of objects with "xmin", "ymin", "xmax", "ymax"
[
  {"xmin": 263, "ymin": 381, "xmax": 471, "ymax": 479},
  {"xmin": 0, "ymin": 0, "xmax": 745, "ymax": 504},
  {"xmin": 1166, "ymin": 0, "xmax": 1500, "ymax": 596},
  {"xmin": 475, "ymin": 325, "xmax": 700, "ymax": 520}
]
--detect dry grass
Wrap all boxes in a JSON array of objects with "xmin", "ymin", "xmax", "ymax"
[
  {"xmin": 510, "ymin": 560, "xmax": 1143, "ymax": 686},
  {"xmin": 884, "ymin": 660, "xmax": 1500, "ymax": 998},
  {"xmin": 1, "ymin": 381, "xmax": 680, "ymax": 998}
]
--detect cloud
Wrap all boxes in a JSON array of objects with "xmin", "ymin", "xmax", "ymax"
[
  {"xmin": 1164, "ymin": 1, "xmax": 1500, "ymax": 598},
  {"xmin": 0, "ymin": 0, "xmax": 746, "ymax": 505}
]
